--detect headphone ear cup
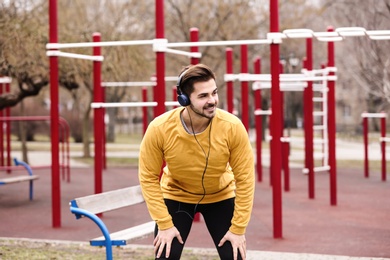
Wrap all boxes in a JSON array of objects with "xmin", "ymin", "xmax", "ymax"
[{"xmin": 178, "ymin": 93, "xmax": 190, "ymax": 106}]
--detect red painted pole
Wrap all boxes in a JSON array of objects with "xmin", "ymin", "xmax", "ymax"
[
  {"xmin": 363, "ymin": 115, "xmax": 369, "ymax": 178},
  {"xmin": 190, "ymin": 28, "xmax": 199, "ymax": 65},
  {"xmin": 270, "ymin": 0, "xmax": 283, "ymax": 239},
  {"xmin": 241, "ymin": 45, "xmax": 249, "ymax": 132},
  {"xmin": 93, "ymin": 33, "xmax": 103, "ymax": 195},
  {"xmin": 155, "ymin": 0, "xmax": 165, "ymax": 117},
  {"xmin": 226, "ymin": 48, "xmax": 234, "ymax": 114},
  {"xmin": 253, "ymin": 57, "xmax": 262, "ymax": 182},
  {"xmin": 49, "ymin": 0, "xmax": 61, "ymax": 228},
  {"xmin": 380, "ymin": 112, "xmax": 386, "ymax": 181},
  {"xmin": 305, "ymin": 38, "xmax": 315, "ymax": 199},
  {"xmin": 327, "ymin": 27, "xmax": 337, "ymax": 205}
]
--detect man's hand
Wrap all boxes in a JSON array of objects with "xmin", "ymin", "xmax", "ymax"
[
  {"xmin": 153, "ymin": 226, "xmax": 183, "ymax": 258},
  {"xmin": 218, "ymin": 230, "xmax": 246, "ymax": 260}
]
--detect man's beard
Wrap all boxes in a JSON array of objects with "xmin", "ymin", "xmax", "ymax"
[{"xmin": 189, "ymin": 103, "xmax": 216, "ymax": 119}]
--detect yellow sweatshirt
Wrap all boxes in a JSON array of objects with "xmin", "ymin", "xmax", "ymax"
[{"xmin": 138, "ymin": 107, "xmax": 255, "ymax": 235}]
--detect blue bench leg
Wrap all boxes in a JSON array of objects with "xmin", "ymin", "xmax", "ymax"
[
  {"xmin": 70, "ymin": 207, "xmax": 114, "ymax": 260},
  {"xmin": 14, "ymin": 158, "xmax": 35, "ymax": 201}
]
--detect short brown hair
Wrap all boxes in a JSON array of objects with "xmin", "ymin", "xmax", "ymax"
[{"xmin": 178, "ymin": 64, "xmax": 216, "ymax": 97}]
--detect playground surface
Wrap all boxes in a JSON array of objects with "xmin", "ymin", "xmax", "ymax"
[{"xmin": 0, "ymin": 140, "xmax": 390, "ymax": 259}]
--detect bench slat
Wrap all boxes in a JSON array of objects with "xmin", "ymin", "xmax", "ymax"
[
  {"xmin": 0, "ymin": 175, "xmax": 39, "ymax": 185},
  {"xmin": 73, "ymin": 185, "xmax": 145, "ymax": 215},
  {"xmin": 91, "ymin": 221, "xmax": 155, "ymax": 243}
]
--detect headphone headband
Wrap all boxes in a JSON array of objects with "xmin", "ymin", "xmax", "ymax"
[{"xmin": 176, "ymin": 68, "xmax": 191, "ymax": 106}]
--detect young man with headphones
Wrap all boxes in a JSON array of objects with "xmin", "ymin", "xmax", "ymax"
[{"xmin": 138, "ymin": 63, "xmax": 255, "ymax": 260}]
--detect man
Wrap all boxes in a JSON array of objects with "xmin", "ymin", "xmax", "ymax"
[{"xmin": 138, "ymin": 63, "xmax": 255, "ymax": 260}]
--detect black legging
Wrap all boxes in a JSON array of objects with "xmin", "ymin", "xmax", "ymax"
[{"xmin": 154, "ymin": 197, "xmax": 243, "ymax": 260}]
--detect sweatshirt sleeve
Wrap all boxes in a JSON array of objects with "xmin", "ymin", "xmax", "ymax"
[
  {"xmin": 228, "ymin": 122, "xmax": 255, "ymax": 235},
  {"xmin": 138, "ymin": 123, "xmax": 174, "ymax": 230}
]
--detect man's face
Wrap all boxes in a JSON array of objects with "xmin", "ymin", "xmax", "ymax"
[{"xmin": 188, "ymin": 79, "xmax": 218, "ymax": 119}]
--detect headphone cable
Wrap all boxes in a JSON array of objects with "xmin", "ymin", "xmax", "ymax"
[{"xmin": 187, "ymin": 109, "xmax": 212, "ymax": 218}]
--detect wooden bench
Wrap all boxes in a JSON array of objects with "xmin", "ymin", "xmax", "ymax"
[
  {"xmin": 69, "ymin": 185, "xmax": 155, "ymax": 260},
  {"xmin": 0, "ymin": 158, "xmax": 39, "ymax": 200}
]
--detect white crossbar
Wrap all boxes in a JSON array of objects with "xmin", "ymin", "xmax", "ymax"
[
  {"xmin": 361, "ymin": 112, "xmax": 387, "ymax": 118},
  {"xmin": 303, "ymin": 165, "xmax": 330, "ymax": 174},
  {"xmin": 102, "ymin": 82, "xmax": 156, "ymax": 87},
  {"xmin": 0, "ymin": 77, "xmax": 12, "ymax": 84},
  {"xmin": 46, "ymin": 50, "xmax": 104, "ymax": 61},
  {"xmin": 380, "ymin": 137, "xmax": 390, "ymax": 142},
  {"xmin": 91, "ymin": 102, "xmax": 157, "ymax": 108}
]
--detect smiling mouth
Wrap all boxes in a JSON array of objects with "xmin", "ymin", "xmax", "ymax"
[{"xmin": 205, "ymin": 106, "xmax": 215, "ymax": 112}]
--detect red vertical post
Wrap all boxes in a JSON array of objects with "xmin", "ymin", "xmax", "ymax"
[
  {"xmin": 327, "ymin": 27, "xmax": 337, "ymax": 205},
  {"xmin": 49, "ymin": 0, "xmax": 61, "ymax": 228},
  {"xmin": 363, "ymin": 115, "xmax": 369, "ymax": 178},
  {"xmin": 270, "ymin": 0, "xmax": 283, "ymax": 239},
  {"xmin": 305, "ymin": 38, "xmax": 315, "ymax": 199},
  {"xmin": 190, "ymin": 28, "xmax": 199, "ymax": 65},
  {"xmin": 93, "ymin": 33, "xmax": 103, "ymax": 196},
  {"xmin": 380, "ymin": 113, "xmax": 386, "ymax": 181},
  {"xmin": 241, "ymin": 45, "xmax": 249, "ymax": 131},
  {"xmin": 226, "ymin": 48, "xmax": 234, "ymax": 113},
  {"xmin": 254, "ymin": 57, "xmax": 262, "ymax": 182},
  {"xmin": 155, "ymin": 0, "xmax": 165, "ymax": 117},
  {"xmin": 142, "ymin": 87, "xmax": 148, "ymax": 134}
]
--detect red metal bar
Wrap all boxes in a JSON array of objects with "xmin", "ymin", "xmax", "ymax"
[
  {"xmin": 327, "ymin": 27, "xmax": 337, "ymax": 205},
  {"xmin": 253, "ymin": 57, "xmax": 262, "ymax": 182},
  {"xmin": 363, "ymin": 115, "xmax": 369, "ymax": 178},
  {"xmin": 305, "ymin": 38, "xmax": 315, "ymax": 199},
  {"xmin": 226, "ymin": 48, "xmax": 234, "ymax": 113},
  {"xmin": 380, "ymin": 113, "xmax": 386, "ymax": 181},
  {"xmin": 49, "ymin": 0, "xmax": 61, "ymax": 228},
  {"xmin": 93, "ymin": 33, "xmax": 103, "ymax": 195},
  {"xmin": 270, "ymin": 0, "xmax": 283, "ymax": 239},
  {"xmin": 155, "ymin": 0, "xmax": 165, "ymax": 117},
  {"xmin": 190, "ymin": 28, "xmax": 199, "ymax": 65},
  {"xmin": 142, "ymin": 87, "xmax": 148, "ymax": 134},
  {"xmin": 241, "ymin": 44, "xmax": 249, "ymax": 132}
]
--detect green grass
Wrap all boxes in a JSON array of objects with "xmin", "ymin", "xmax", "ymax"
[{"xmin": 0, "ymin": 239, "xmax": 218, "ymax": 260}]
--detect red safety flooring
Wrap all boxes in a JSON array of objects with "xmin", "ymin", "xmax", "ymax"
[{"xmin": 0, "ymin": 165, "xmax": 389, "ymax": 258}]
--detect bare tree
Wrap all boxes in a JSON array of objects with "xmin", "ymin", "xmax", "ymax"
[
  {"xmin": 319, "ymin": 0, "xmax": 390, "ymax": 130},
  {"xmin": 0, "ymin": 0, "xmax": 49, "ymax": 109}
]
